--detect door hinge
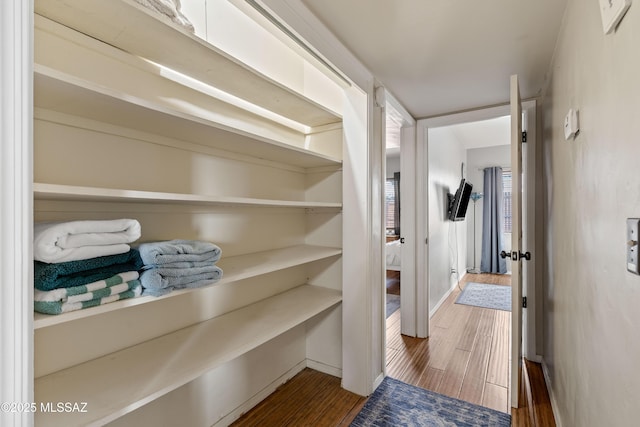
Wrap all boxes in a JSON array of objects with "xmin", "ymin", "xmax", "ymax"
[
  {"xmin": 522, "ymin": 131, "xmax": 527, "ymax": 143},
  {"xmin": 522, "ymin": 296, "xmax": 527, "ymax": 308}
]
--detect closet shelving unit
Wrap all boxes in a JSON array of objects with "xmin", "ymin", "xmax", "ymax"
[
  {"xmin": 34, "ymin": 0, "xmax": 338, "ymax": 127},
  {"xmin": 33, "ymin": 240, "xmax": 342, "ymax": 330},
  {"xmin": 32, "ymin": 0, "xmax": 345, "ymax": 425},
  {"xmin": 35, "ymin": 286, "xmax": 342, "ymax": 427}
]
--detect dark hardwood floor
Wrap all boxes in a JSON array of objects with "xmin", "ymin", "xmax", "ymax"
[
  {"xmin": 231, "ymin": 368, "xmax": 366, "ymax": 426},
  {"xmin": 386, "ymin": 270, "xmax": 400, "ymax": 295},
  {"xmin": 233, "ymin": 273, "xmax": 555, "ymax": 426}
]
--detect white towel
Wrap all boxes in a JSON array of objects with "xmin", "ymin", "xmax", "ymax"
[
  {"xmin": 34, "ymin": 219, "xmax": 141, "ymax": 263},
  {"xmin": 133, "ymin": 0, "xmax": 195, "ymax": 32}
]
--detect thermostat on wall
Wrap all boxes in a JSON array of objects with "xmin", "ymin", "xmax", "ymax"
[{"xmin": 599, "ymin": 0, "xmax": 632, "ymax": 34}]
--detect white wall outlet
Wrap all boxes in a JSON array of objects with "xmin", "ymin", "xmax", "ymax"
[
  {"xmin": 564, "ymin": 108, "xmax": 579, "ymax": 140},
  {"xmin": 627, "ymin": 218, "xmax": 640, "ymax": 275},
  {"xmin": 599, "ymin": 0, "xmax": 632, "ymax": 34}
]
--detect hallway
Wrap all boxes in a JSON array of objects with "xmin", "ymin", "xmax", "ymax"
[
  {"xmin": 233, "ymin": 272, "xmax": 555, "ymax": 426},
  {"xmin": 386, "ymin": 273, "xmax": 512, "ymax": 412}
]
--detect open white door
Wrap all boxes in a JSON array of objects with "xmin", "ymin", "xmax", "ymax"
[{"xmin": 509, "ymin": 74, "xmax": 524, "ymax": 408}]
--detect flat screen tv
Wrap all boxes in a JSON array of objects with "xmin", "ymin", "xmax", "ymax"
[{"xmin": 448, "ymin": 179, "xmax": 473, "ymax": 221}]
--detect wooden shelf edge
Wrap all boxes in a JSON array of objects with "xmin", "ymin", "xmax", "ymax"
[
  {"xmin": 34, "ymin": 66, "xmax": 343, "ymax": 168},
  {"xmin": 33, "ymin": 245, "xmax": 342, "ymax": 329},
  {"xmin": 33, "ymin": 0, "xmax": 342, "ymax": 127},
  {"xmin": 34, "ymin": 284, "xmax": 342, "ymax": 427},
  {"xmin": 33, "ymin": 183, "xmax": 342, "ymax": 209}
]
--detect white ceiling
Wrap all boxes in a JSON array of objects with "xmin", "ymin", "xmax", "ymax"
[{"xmin": 301, "ymin": 0, "xmax": 568, "ymax": 119}]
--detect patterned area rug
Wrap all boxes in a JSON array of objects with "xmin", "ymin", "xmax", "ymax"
[
  {"xmin": 455, "ymin": 282, "xmax": 511, "ymax": 312},
  {"xmin": 350, "ymin": 377, "xmax": 511, "ymax": 426},
  {"xmin": 386, "ymin": 294, "xmax": 400, "ymax": 318}
]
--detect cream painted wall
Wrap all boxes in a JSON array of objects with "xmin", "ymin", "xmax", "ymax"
[
  {"xmin": 542, "ymin": 1, "xmax": 640, "ymax": 426},
  {"xmin": 180, "ymin": 0, "xmax": 343, "ymax": 116},
  {"xmin": 466, "ymin": 145, "xmax": 511, "ymax": 273},
  {"xmin": 386, "ymin": 155, "xmax": 400, "ymax": 178},
  {"xmin": 428, "ymin": 127, "xmax": 467, "ymax": 311}
]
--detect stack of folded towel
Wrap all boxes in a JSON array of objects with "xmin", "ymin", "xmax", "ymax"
[
  {"xmin": 132, "ymin": 0, "xmax": 195, "ymax": 32},
  {"xmin": 33, "ymin": 219, "xmax": 143, "ymax": 315},
  {"xmin": 138, "ymin": 239, "xmax": 223, "ymax": 296}
]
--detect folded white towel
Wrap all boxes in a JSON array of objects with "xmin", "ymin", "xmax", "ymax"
[
  {"xmin": 133, "ymin": 0, "xmax": 195, "ymax": 32},
  {"xmin": 34, "ymin": 219, "xmax": 141, "ymax": 263}
]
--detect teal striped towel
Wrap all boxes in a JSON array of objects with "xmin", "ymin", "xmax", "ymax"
[
  {"xmin": 34, "ymin": 249, "xmax": 143, "ymax": 291},
  {"xmin": 34, "ymin": 272, "xmax": 142, "ymax": 315}
]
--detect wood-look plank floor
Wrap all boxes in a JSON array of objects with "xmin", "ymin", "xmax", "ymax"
[
  {"xmin": 386, "ymin": 273, "xmax": 512, "ymax": 413},
  {"xmin": 232, "ymin": 273, "xmax": 555, "ymax": 426}
]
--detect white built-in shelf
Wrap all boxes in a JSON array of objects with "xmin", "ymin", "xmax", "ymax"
[
  {"xmin": 34, "ymin": 68, "xmax": 342, "ymax": 169},
  {"xmin": 34, "ymin": 0, "xmax": 341, "ymax": 128},
  {"xmin": 33, "ymin": 183, "xmax": 342, "ymax": 210},
  {"xmin": 34, "ymin": 284, "xmax": 342, "ymax": 426},
  {"xmin": 34, "ymin": 244, "xmax": 342, "ymax": 329}
]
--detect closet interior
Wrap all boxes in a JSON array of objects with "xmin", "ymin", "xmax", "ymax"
[{"xmin": 32, "ymin": 0, "xmax": 345, "ymax": 425}]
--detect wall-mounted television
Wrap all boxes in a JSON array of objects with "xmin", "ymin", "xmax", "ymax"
[{"xmin": 447, "ymin": 179, "xmax": 473, "ymax": 221}]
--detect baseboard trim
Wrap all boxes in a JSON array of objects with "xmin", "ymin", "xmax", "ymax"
[
  {"xmin": 541, "ymin": 358, "xmax": 563, "ymax": 427},
  {"xmin": 527, "ymin": 354, "xmax": 543, "ymax": 364},
  {"xmin": 213, "ymin": 360, "xmax": 307, "ymax": 427},
  {"xmin": 373, "ymin": 372, "xmax": 384, "ymax": 392},
  {"xmin": 429, "ymin": 276, "xmax": 461, "ymax": 318},
  {"xmin": 306, "ymin": 359, "xmax": 342, "ymax": 378}
]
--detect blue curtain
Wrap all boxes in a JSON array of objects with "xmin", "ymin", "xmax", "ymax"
[{"xmin": 480, "ymin": 167, "xmax": 507, "ymax": 274}]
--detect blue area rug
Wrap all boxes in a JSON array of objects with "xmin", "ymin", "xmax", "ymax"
[
  {"xmin": 386, "ymin": 294, "xmax": 400, "ymax": 318},
  {"xmin": 350, "ymin": 377, "xmax": 511, "ymax": 427},
  {"xmin": 455, "ymin": 282, "xmax": 511, "ymax": 312}
]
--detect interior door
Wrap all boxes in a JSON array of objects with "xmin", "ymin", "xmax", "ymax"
[{"xmin": 510, "ymin": 74, "xmax": 523, "ymax": 408}]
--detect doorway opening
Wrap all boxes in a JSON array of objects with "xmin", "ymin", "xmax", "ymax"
[
  {"xmin": 385, "ymin": 112, "xmax": 516, "ymax": 412},
  {"xmin": 385, "ymin": 109, "xmax": 402, "ymax": 323},
  {"xmin": 425, "ymin": 115, "xmax": 513, "ymax": 411},
  {"xmin": 428, "ymin": 114, "xmax": 512, "ymax": 293},
  {"xmin": 384, "ymin": 96, "xmax": 538, "ymax": 413}
]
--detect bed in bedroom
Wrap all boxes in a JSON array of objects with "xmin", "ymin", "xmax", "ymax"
[{"xmin": 386, "ymin": 239, "xmax": 401, "ymax": 272}]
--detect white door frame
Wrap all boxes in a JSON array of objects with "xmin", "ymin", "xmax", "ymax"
[
  {"xmin": 382, "ymin": 91, "xmax": 417, "ymax": 337},
  {"xmin": 510, "ymin": 75, "xmax": 524, "ymax": 407},
  {"xmin": 415, "ymin": 101, "xmax": 538, "ymax": 353},
  {"xmin": 0, "ymin": 0, "xmax": 34, "ymax": 426},
  {"xmin": 258, "ymin": 0, "xmax": 388, "ymax": 396}
]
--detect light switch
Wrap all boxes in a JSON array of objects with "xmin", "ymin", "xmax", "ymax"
[
  {"xmin": 564, "ymin": 109, "xmax": 579, "ymax": 140},
  {"xmin": 627, "ymin": 218, "xmax": 640, "ymax": 275}
]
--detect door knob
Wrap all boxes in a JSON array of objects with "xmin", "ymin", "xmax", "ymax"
[
  {"xmin": 520, "ymin": 251, "xmax": 531, "ymax": 261},
  {"xmin": 500, "ymin": 250, "xmax": 511, "ymax": 259}
]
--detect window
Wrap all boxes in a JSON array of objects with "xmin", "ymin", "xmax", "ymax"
[
  {"xmin": 385, "ymin": 179, "xmax": 396, "ymax": 231},
  {"xmin": 502, "ymin": 169, "xmax": 512, "ymax": 233}
]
